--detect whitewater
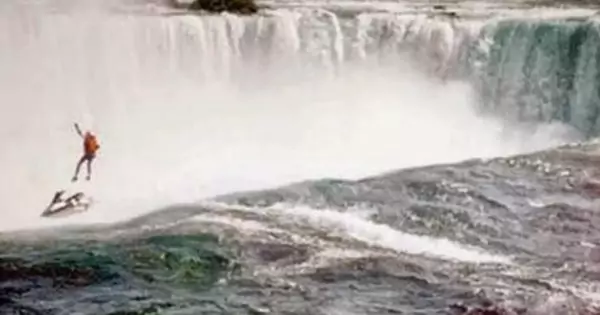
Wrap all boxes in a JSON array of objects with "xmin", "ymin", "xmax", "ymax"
[
  {"xmin": 2, "ymin": 0, "xmax": 600, "ymax": 314},
  {"xmin": 0, "ymin": 0, "xmax": 582, "ymax": 231}
]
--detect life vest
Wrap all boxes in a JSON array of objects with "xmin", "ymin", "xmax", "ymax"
[{"xmin": 84, "ymin": 133, "xmax": 99, "ymax": 154}]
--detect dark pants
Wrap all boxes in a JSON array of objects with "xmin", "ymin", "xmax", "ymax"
[{"xmin": 73, "ymin": 153, "xmax": 95, "ymax": 180}]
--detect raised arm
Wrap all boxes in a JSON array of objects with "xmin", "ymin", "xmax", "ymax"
[{"xmin": 74, "ymin": 123, "xmax": 83, "ymax": 138}]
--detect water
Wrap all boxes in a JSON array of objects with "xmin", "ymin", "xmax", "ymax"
[
  {"xmin": 1, "ymin": 0, "xmax": 600, "ymax": 314},
  {"xmin": 0, "ymin": 1, "xmax": 581, "ymax": 231}
]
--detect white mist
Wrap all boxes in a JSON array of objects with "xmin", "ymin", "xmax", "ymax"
[{"xmin": 0, "ymin": 3, "xmax": 579, "ymax": 231}]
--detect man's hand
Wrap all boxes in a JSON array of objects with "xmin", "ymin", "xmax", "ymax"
[{"xmin": 74, "ymin": 123, "xmax": 83, "ymax": 137}]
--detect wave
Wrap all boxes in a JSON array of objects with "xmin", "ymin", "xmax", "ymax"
[
  {"xmin": 3, "ymin": 140, "xmax": 600, "ymax": 313},
  {"xmin": 205, "ymin": 202, "xmax": 511, "ymax": 263}
]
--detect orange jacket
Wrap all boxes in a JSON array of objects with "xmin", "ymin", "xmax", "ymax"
[{"xmin": 84, "ymin": 133, "xmax": 99, "ymax": 155}]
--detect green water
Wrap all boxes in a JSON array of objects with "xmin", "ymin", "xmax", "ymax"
[
  {"xmin": 472, "ymin": 19, "xmax": 600, "ymax": 136},
  {"xmin": 0, "ymin": 233, "xmax": 239, "ymax": 314}
]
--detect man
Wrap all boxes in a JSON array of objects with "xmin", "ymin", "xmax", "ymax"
[{"xmin": 72, "ymin": 123, "xmax": 100, "ymax": 181}]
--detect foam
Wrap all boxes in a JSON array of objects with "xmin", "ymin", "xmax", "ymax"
[{"xmin": 227, "ymin": 203, "xmax": 512, "ymax": 264}]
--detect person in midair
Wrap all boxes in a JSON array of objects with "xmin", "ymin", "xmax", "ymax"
[{"xmin": 72, "ymin": 123, "xmax": 100, "ymax": 181}]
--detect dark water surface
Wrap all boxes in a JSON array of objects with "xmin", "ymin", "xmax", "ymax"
[{"xmin": 3, "ymin": 142, "xmax": 600, "ymax": 314}]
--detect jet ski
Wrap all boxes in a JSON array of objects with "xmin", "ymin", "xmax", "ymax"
[{"xmin": 41, "ymin": 189, "xmax": 92, "ymax": 218}]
